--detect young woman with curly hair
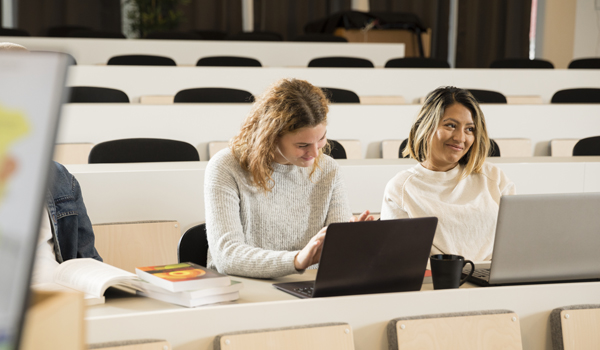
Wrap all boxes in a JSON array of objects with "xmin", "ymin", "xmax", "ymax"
[{"xmin": 205, "ymin": 78, "xmax": 372, "ymax": 278}]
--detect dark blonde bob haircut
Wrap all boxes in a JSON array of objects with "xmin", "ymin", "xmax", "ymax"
[
  {"xmin": 230, "ymin": 78, "xmax": 330, "ymax": 192},
  {"xmin": 403, "ymin": 86, "xmax": 490, "ymax": 178}
]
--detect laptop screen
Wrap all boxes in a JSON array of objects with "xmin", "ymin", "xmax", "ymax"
[{"xmin": 0, "ymin": 51, "xmax": 69, "ymax": 350}]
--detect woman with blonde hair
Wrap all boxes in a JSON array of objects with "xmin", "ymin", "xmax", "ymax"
[
  {"xmin": 205, "ymin": 78, "xmax": 372, "ymax": 278},
  {"xmin": 381, "ymin": 86, "xmax": 515, "ymax": 261}
]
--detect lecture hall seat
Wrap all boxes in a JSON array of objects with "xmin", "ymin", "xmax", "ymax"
[
  {"xmin": 387, "ymin": 310, "xmax": 523, "ymax": 350},
  {"xmin": 214, "ymin": 323, "xmax": 355, "ymax": 350}
]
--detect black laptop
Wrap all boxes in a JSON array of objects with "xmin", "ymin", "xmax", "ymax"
[{"xmin": 273, "ymin": 217, "xmax": 438, "ymax": 298}]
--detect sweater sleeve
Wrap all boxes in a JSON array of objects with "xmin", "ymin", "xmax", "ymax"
[
  {"xmin": 380, "ymin": 175, "xmax": 410, "ymax": 220},
  {"xmin": 324, "ymin": 166, "xmax": 353, "ymax": 226},
  {"xmin": 204, "ymin": 154, "xmax": 299, "ymax": 279}
]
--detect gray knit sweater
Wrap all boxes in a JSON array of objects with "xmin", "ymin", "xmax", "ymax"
[{"xmin": 204, "ymin": 149, "xmax": 352, "ymax": 278}]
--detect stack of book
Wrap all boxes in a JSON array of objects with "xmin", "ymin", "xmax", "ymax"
[
  {"xmin": 135, "ymin": 262, "xmax": 242, "ymax": 307},
  {"xmin": 49, "ymin": 259, "xmax": 241, "ymax": 308}
]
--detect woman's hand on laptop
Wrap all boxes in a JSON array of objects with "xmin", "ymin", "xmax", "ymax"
[
  {"xmin": 350, "ymin": 210, "xmax": 374, "ymax": 222},
  {"xmin": 294, "ymin": 226, "xmax": 327, "ymax": 271}
]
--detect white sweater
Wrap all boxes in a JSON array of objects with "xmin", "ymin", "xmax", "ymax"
[
  {"xmin": 204, "ymin": 149, "xmax": 352, "ymax": 278},
  {"xmin": 380, "ymin": 163, "xmax": 516, "ymax": 261}
]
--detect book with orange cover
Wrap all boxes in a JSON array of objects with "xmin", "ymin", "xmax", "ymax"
[{"xmin": 135, "ymin": 262, "xmax": 230, "ymax": 292}]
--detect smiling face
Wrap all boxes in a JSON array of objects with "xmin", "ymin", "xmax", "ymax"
[
  {"xmin": 423, "ymin": 103, "xmax": 475, "ymax": 172},
  {"xmin": 274, "ymin": 123, "xmax": 327, "ymax": 167}
]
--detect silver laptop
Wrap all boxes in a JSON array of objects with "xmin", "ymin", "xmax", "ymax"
[
  {"xmin": 467, "ymin": 192, "xmax": 600, "ymax": 286},
  {"xmin": 0, "ymin": 51, "xmax": 70, "ymax": 349}
]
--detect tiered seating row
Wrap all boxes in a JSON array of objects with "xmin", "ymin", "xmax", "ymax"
[
  {"xmin": 66, "ymin": 66, "xmax": 600, "ymax": 103},
  {"xmin": 57, "ymin": 104, "xmax": 600, "ymax": 159},
  {"xmin": 2, "ymin": 37, "xmax": 404, "ymax": 67},
  {"xmin": 65, "ymin": 158, "xmax": 600, "ymax": 232}
]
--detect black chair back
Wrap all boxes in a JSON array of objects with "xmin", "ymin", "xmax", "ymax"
[
  {"xmin": 398, "ymin": 139, "xmax": 409, "ymax": 158},
  {"xmin": 196, "ymin": 56, "xmax": 262, "ymax": 67},
  {"xmin": 0, "ymin": 27, "xmax": 30, "ymax": 36},
  {"xmin": 47, "ymin": 25, "xmax": 91, "ymax": 37},
  {"xmin": 490, "ymin": 58, "xmax": 554, "ymax": 69},
  {"xmin": 326, "ymin": 140, "xmax": 347, "ymax": 159},
  {"xmin": 308, "ymin": 57, "xmax": 374, "ymax": 68},
  {"xmin": 573, "ymin": 136, "xmax": 600, "ymax": 156},
  {"xmin": 145, "ymin": 31, "xmax": 202, "ymax": 40},
  {"xmin": 385, "ymin": 57, "xmax": 450, "ymax": 68},
  {"xmin": 69, "ymin": 30, "xmax": 126, "ymax": 39},
  {"xmin": 551, "ymin": 88, "xmax": 600, "ymax": 103},
  {"xmin": 293, "ymin": 34, "xmax": 347, "ymax": 42},
  {"xmin": 468, "ymin": 89, "xmax": 507, "ymax": 103},
  {"xmin": 88, "ymin": 138, "xmax": 200, "ymax": 164},
  {"xmin": 178, "ymin": 223, "xmax": 209, "ymax": 267},
  {"xmin": 320, "ymin": 87, "xmax": 360, "ymax": 103},
  {"xmin": 68, "ymin": 86, "xmax": 129, "ymax": 103},
  {"xmin": 107, "ymin": 54, "xmax": 176, "ymax": 66},
  {"xmin": 489, "ymin": 139, "xmax": 501, "ymax": 157},
  {"xmin": 174, "ymin": 88, "xmax": 255, "ymax": 103},
  {"xmin": 568, "ymin": 58, "xmax": 600, "ymax": 69},
  {"xmin": 226, "ymin": 31, "xmax": 283, "ymax": 41}
]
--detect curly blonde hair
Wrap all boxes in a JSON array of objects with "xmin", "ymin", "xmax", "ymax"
[
  {"xmin": 230, "ymin": 78, "xmax": 330, "ymax": 192},
  {"xmin": 404, "ymin": 86, "xmax": 490, "ymax": 179}
]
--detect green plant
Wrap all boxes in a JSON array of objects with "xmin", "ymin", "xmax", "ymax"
[{"xmin": 125, "ymin": 0, "xmax": 190, "ymax": 38}]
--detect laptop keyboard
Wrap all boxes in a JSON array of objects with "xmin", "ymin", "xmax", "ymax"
[
  {"xmin": 293, "ymin": 286, "xmax": 314, "ymax": 297},
  {"xmin": 463, "ymin": 267, "xmax": 491, "ymax": 281}
]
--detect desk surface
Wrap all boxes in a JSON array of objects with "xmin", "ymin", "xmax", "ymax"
[
  {"xmin": 87, "ymin": 269, "xmax": 476, "ymax": 318},
  {"xmin": 85, "ymin": 266, "xmax": 600, "ymax": 350}
]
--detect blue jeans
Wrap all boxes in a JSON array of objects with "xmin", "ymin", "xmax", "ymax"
[{"xmin": 46, "ymin": 161, "xmax": 102, "ymax": 263}]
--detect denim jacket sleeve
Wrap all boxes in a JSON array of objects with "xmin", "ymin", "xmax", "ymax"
[{"xmin": 46, "ymin": 161, "xmax": 102, "ymax": 263}]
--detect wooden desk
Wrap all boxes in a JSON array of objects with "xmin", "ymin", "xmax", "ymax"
[{"xmin": 86, "ymin": 269, "xmax": 600, "ymax": 350}]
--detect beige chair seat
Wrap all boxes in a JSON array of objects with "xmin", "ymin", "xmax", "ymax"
[
  {"xmin": 388, "ymin": 310, "xmax": 522, "ymax": 350},
  {"xmin": 214, "ymin": 322, "xmax": 355, "ymax": 350}
]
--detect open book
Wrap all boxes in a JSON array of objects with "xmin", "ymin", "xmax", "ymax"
[{"xmin": 50, "ymin": 258, "xmax": 144, "ymax": 304}]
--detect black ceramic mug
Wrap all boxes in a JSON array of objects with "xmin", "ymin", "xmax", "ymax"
[{"xmin": 430, "ymin": 254, "xmax": 475, "ymax": 290}]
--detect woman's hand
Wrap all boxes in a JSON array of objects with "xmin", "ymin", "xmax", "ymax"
[
  {"xmin": 349, "ymin": 210, "xmax": 374, "ymax": 222},
  {"xmin": 294, "ymin": 226, "xmax": 327, "ymax": 270}
]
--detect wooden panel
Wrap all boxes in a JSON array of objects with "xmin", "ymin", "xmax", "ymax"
[
  {"xmin": 21, "ymin": 290, "xmax": 85, "ymax": 350},
  {"xmin": 360, "ymin": 96, "xmax": 405, "ymax": 105},
  {"xmin": 381, "ymin": 140, "xmax": 403, "ymax": 159},
  {"xmin": 53, "ymin": 143, "xmax": 94, "ymax": 165},
  {"xmin": 551, "ymin": 139, "xmax": 579, "ymax": 157},
  {"xmin": 208, "ymin": 141, "xmax": 230, "ymax": 159},
  {"xmin": 217, "ymin": 324, "xmax": 354, "ymax": 350},
  {"xmin": 93, "ymin": 221, "xmax": 181, "ymax": 273},
  {"xmin": 506, "ymin": 95, "xmax": 543, "ymax": 104},
  {"xmin": 560, "ymin": 308, "xmax": 600, "ymax": 350},
  {"xmin": 494, "ymin": 138, "xmax": 532, "ymax": 157},
  {"xmin": 394, "ymin": 313, "xmax": 522, "ymax": 350},
  {"xmin": 140, "ymin": 95, "xmax": 174, "ymax": 105},
  {"xmin": 337, "ymin": 140, "xmax": 362, "ymax": 160}
]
